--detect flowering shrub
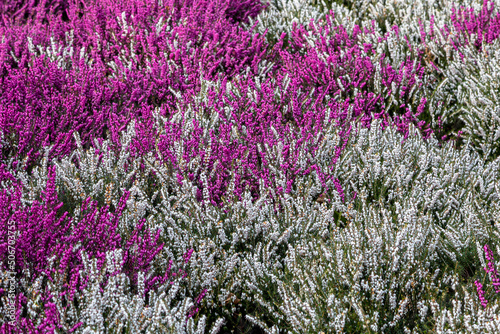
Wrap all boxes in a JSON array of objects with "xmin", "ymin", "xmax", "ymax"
[{"xmin": 2, "ymin": 0, "xmax": 500, "ymax": 333}]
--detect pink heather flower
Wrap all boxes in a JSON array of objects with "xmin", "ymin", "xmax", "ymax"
[
  {"xmin": 484, "ymin": 245, "xmax": 500, "ymax": 293},
  {"xmin": 449, "ymin": 0, "xmax": 500, "ymax": 50},
  {"xmin": 334, "ymin": 178, "xmax": 345, "ymax": 203},
  {"xmin": 187, "ymin": 289, "xmax": 207, "ymax": 320},
  {"xmin": 475, "ymin": 280, "xmax": 488, "ymax": 308},
  {"xmin": 183, "ymin": 249, "xmax": 194, "ymax": 263}
]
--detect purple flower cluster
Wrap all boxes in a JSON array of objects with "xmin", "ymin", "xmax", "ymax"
[
  {"xmin": 483, "ymin": 244, "xmax": 500, "ymax": 293},
  {"xmin": 475, "ymin": 280, "xmax": 488, "ymax": 308},
  {"xmin": 1, "ymin": 0, "xmax": 434, "ymax": 170},
  {"xmin": 449, "ymin": 0, "xmax": 500, "ymax": 50},
  {"xmin": 0, "ymin": 0, "xmax": 269, "ymax": 163},
  {"xmin": 475, "ymin": 244, "xmax": 500, "ymax": 309},
  {"xmin": 6, "ymin": 0, "xmax": 500, "ymax": 213}
]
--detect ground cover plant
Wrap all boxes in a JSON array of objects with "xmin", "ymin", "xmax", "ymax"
[{"xmin": 1, "ymin": 0, "xmax": 500, "ymax": 332}]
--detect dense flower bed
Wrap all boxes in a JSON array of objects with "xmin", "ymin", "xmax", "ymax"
[{"xmin": 1, "ymin": 0, "xmax": 500, "ymax": 332}]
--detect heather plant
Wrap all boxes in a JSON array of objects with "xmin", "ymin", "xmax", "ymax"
[
  {"xmin": 330, "ymin": 0, "xmax": 500, "ymax": 154},
  {"xmin": 260, "ymin": 0, "xmax": 500, "ymax": 155},
  {"xmin": 0, "ymin": 0, "xmax": 270, "ymax": 165},
  {"xmin": 239, "ymin": 120, "xmax": 500, "ymax": 332},
  {"xmin": 139, "ymin": 16, "xmax": 439, "ymax": 209},
  {"xmin": 255, "ymin": 7, "xmax": 433, "ymax": 137},
  {"xmin": 0, "ymin": 0, "xmax": 444, "ymax": 172},
  {"xmin": 0, "ymin": 151, "xmax": 213, "ymax": 332},
  {"xmin": 3, "ymin": 0, "xmax": 500, "ymax": 332},
  {"xmin": 87, "ymin": 117, "xmax": 500, "ymax": 331},
  {"xmin": 0, "ymin": 248, "xmax": 220, "ymax": 333},
  {"xmin": 446, "ymin": 41, "xmax": 500, "ymax": 160},
  {"xmin": 421, "ymin": 243, "xmax": 500, "ymax": 332},
  {"xmin": 3, "ymin": 108, "xmax": 500, "ymax": 332},
  {"xmin": 245, "ymin": 0, "xmax": 331, "ymax": 44}
]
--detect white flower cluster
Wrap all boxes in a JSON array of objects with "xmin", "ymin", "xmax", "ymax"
[
  {"xmin": 450, "ymin": 43, "xmax": 500, "ymax": 159},
  {"xmin": 428, "ymin": 280, "xmax": 500, "ymax": 333},
  {"xmin": 0, "ymin": 249, "xmax": 223, "ymax": 334},
  {"xmin": 245, "ymin": 0, "xmax": 330, "ymax": 39},
  {"xmin": 140, "ymin": 77, "xmax": 500, "ymax": 331},
  {"xmin": 246, "ymin": 120, "xmax": 500, "ymax": 332}
]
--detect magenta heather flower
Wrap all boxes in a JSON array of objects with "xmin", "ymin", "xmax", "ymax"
[
  {"xmin": 475, "ymin": 280, "xmax": 488, "ymax": 308},
  {"xmin": 449, "ymin": 0, "xmax": 500, "ymax": 50},
  {"xmin": 333, "ymin": 178, "xmax": 345, "ymax": 203},
  {"xmin": 473, "ymin": 244, "xmax": 500, "ymax": 310},
  {"xmin": 0, "ymin": 0, "xmax": 440, "ymax": 217},
  {"xmin": 0, "ymin": 165, "xmax": 170, "ymax": 331},
  {"xmin": 0, "ymin": 0, "xmax": 269, "ymax": 165},
  {"xmin": 187, "ymin": 288, "xmax": 207, "ymax": 320},
  {"xmin": 183, "ymin": 248, "xmax": 195, "ymax": 263},
  {"xmin": 483, "ymin": 244, "xmax": 500, "ymax": 293}
]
